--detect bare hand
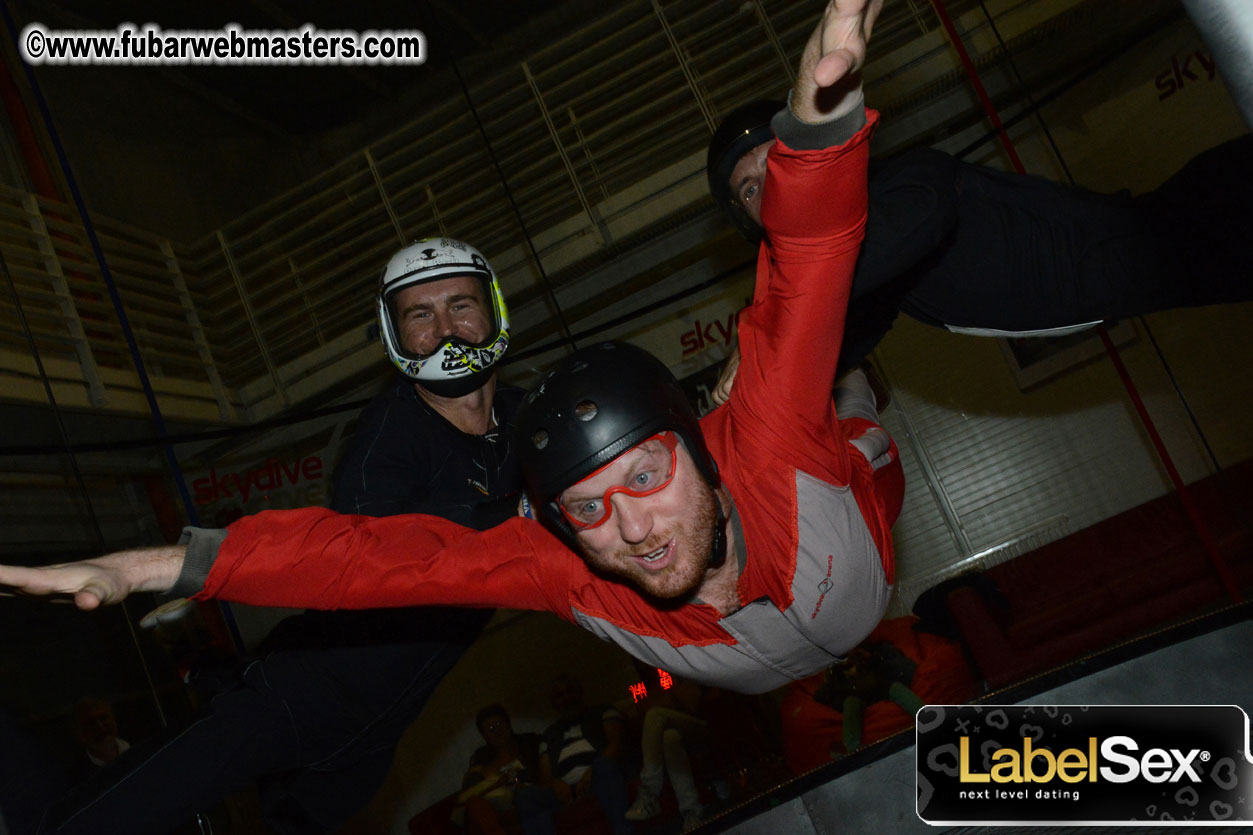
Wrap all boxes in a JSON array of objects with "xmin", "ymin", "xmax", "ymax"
[
  {"xmin": 794, "ymin": 0, "xmax": 884, "ymax": 122},
  {"xmin": 0, "ymin": 546, "xmax": 187, "ymax": 611},
  {"xmin": 711, "ymin": 345, "xmax": 741, "ymax": 408},
  {"xmin": 815, "ymin": 0, "xmax": 882, "ymax": 87}
]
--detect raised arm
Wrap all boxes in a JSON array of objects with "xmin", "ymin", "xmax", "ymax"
[{"xmin": 724, "ymin": 0, "xmax": 882, "ymax": 478}]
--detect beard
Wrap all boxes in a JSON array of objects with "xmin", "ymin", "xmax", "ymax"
[{"xmin": 578, "ymin": 478, "xmax": 721, "ymax": 601}]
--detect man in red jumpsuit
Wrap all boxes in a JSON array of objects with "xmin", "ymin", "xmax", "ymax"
[{"xmin": 0, "ymin": 0, "xmax": 902, "ymax": 697}]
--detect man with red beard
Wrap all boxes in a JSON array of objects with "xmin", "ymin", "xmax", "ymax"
[{"xmin": 0, "ymin": 0, "xmax": 901, "ymax": 696}]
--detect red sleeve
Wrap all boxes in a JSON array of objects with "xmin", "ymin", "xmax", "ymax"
[
  {"xmin": 729, "ymin": 111, "xmax": 877, "ymax": 481},
  {"xmin": 193, "ymin": 507, "xmax": 576, "ymax": 618}
]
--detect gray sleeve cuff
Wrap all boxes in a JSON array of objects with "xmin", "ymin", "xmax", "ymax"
[
  {"xmin": 771, "ymin": 91, "xmax": 867, "ymax": 151},
  {"xmin": 169, "ymin": 526, "xmax": 229, "ymax": 597}
]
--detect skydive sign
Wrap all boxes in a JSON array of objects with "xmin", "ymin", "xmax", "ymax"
[
  {"xmin": 189, "ymin": 454, "xmax": 328, "ymax": 524},
  {"xmin": 192, "ymin": 455, "xmax": 324, "ymax": 506},
  {"xmin": 917, "ymin": 705, "xmax": 1253, "ymax": 825}
]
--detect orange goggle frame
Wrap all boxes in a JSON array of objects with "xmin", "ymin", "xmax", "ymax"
[{"xmin": 558, "ymin": 431, "xmax": 679, "ymax": 531}]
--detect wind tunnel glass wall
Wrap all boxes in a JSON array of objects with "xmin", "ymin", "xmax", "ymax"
[{"xmin": 1, "ymin": 0, "xmax": 1251, "ymax": 831}]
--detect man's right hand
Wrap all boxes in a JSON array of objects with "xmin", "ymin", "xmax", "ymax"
[
  {"xmin": 0, "ymin": 545, "xmax": 187, "ymax": 611},
  {"xmin": 711, "ymin": 345, "xmax": 741, "ymax": 408},
  {"xmin": 793, "ymin": 0, "xmax": 884, "ymax": 123}
]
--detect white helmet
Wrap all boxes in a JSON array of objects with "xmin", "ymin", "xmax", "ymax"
[{"xmin": 376, "ymin": 238, "xmax": 510, "ymax": 396}]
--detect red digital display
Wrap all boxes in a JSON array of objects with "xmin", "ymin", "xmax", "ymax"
[{"xmin": 628, "ymin": 668, "xmax": 674, "ymax": 702}]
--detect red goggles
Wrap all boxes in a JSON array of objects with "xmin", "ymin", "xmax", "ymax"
[{"xmin": 558, "ymin": 431, "xmax": 679, "ymax": 531}]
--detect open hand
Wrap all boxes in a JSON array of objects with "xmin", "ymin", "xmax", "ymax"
[
  {"xmin": 794, "ymin": 0, "xmax": 884, "ymax": 122},
  {"xmin": 0, "ymin": 560, "xmax": 130, "ymax": 609},
  {"xmin": 813, "ymin": 0, "xmax": 883, "ymax": 87},
  {"xmin": 0, "ymin": 546, "xmax": 186, "ymax": 611}
]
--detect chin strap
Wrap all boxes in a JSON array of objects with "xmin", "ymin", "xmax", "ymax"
[
  {"xmin": 417, "ymin": 368, "xmax": 492, "ymax": 398},
  {"xmin": 708, "ymin": 503, "xmax": 728, "ymax": 569}
]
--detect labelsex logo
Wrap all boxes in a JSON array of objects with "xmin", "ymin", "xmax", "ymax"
[{"xmin": 960, "ymin": 735, "xmax": 1206, "ymax": 785}]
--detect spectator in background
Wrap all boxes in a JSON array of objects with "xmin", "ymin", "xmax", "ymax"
[
  {"xmin": 779, "ymin": 616, "xmax": 976, "ymax": 774},
  {"xmin": 625, "ymin": 665, "xmax": 710, "ymax": 830},
  {"xmin": 538, "ymin": 674, "xmax": 633, "ymax": 835},
  {"xmin": 69, "ymin": 697, "xmax": 130, "ymax": 775},
  {"xmin": 812, "ymin": 641, "xmax": 924, "ymax": 755},
  {"xmin": 458, "ymin": 704, "xmax": 555, "ymax": 835}
]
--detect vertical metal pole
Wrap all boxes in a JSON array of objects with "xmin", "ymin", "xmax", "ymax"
[
  {"xmin": 521, "ymin": 62, "xmax": 607, "ymax": 244},
  {"xmin": 162, "ymin": 241, "xmax": 233, "ymax": 421},
  {"xmin": 216, "ymin": 230, "xmax": 289, "ymax": 408},
  {"xmin": 1095, "ymin": 326, "xmax": 1242, "ymax": 602},
  {"xmin": 652, "ymin": 0, "xmax": 718, "ymax": 133},
  {"xmin": 927, "ymin": 0, "xmax": 1026, "ymax": 174},
  {"xmin": 365, "ymin": 148, "xmax": 407, "ymax": 245},
  {"xmin": 23, "ymin": 193, "xmax": 106, "ymax": 407}
]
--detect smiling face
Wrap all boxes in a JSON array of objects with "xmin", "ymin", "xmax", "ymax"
[
  {"xmin": 728, "ymin": 139, "xmax": 774, "ymax": 228},
  {"xmin": 392, "ymin": 274, "xmax": 491, "ymax": 357},
  {"xmin": 558, "ymin": 435, "xmax": 719, "ymax": 600}
]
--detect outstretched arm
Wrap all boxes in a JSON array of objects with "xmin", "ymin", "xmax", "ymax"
[
  {"xmin": 2, "ymin": 507, "xmax": 575, "ymax": 616},
  {"xmin": 0, "ymin": 545, "xmax": 185, "ymax": 610}
]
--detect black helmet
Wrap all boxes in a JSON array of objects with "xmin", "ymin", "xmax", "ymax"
[
  {"xmin": 516, "ymin": 342, "xmax": 719, "ymax": 543},
  {"xmin": 706, "ymin": 100, "xmax": 783, "ymax": 241}
]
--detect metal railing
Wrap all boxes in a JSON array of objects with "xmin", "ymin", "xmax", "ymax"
[
  {"xmin": 0, "ymin": 184, "xmax": 230, "ymax": 420},
  {"xmin": 2, "ymin": 0, "xmax": 1135, "ymax": 426}
]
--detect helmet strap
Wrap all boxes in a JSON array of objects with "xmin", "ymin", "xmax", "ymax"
[
  {"xmin": 416, "ymin": 368, "xmax": 493, "ymax": 398},
  {"xmin": 708, "ymin": 502, "xmax": 727, "ymax": 570}
]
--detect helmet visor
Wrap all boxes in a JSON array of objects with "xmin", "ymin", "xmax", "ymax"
[{"xmin": 557, "ymin": 432, "xmax": 678, "ymax": 530}]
